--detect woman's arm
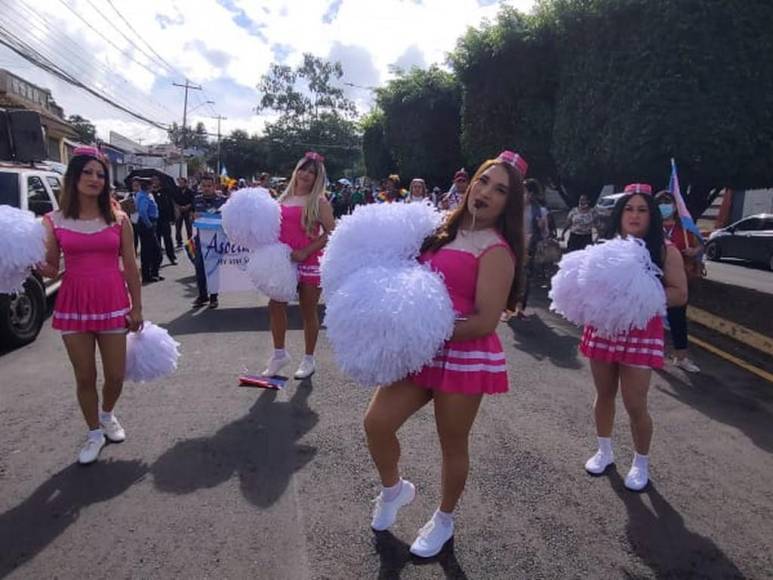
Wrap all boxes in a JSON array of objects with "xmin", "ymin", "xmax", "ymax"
[
  {"xmin": 291, "ymin": 198, "xmax": 336, "ymax": 262},
  {"xmin": 663, "ymin": 244, "xmax": 688, "ymax": 307},
  {"xmin": 451, "ymin": 246, "xmax": 515, "ymax": 341},
  {"xmin": 36, "ymin": 216, "xmax": 61, "ymax": 278},
  {"xmin": 119, "ymin": 215, "xmax": 143, "ymax": 331}
]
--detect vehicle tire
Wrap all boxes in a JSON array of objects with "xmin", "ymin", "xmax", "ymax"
[
  {"xmin": 0, "ymin": 276, "xmax": 46, "ymax": 348},
  {"xmin": 705, "ymin": 241, "xmax": 721, "ymax": 261}
]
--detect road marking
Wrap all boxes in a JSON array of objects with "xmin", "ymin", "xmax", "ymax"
[
  {"xmin": 687, "ymin": 306, "xmax": 773, "ymax": 356},
  {"xmin": 688, "ymin": 336, "xmax": 773, "ymax": 384}
]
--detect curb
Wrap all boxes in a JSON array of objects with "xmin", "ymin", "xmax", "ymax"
[{"xmin": 687, "ymin": 306, "xmax": 773, "ymax": 357}]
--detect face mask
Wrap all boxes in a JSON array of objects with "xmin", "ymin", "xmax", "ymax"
[{"xmin": 659, "ymin": 203, "xmax": 675, "ymax": 219}]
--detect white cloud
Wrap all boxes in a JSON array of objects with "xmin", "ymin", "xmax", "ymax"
[{"xmin": 0, "ymin": 0, "xmax": 536, "ymax": 144}]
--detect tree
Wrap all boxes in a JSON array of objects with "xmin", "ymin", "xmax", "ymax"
[
  {"xmin": 219, "ymin": 130, "xmax": 266, "ymax": 179},
  {"xmin": 167, "ymin": 121, "xmax": 210, "ymax": 151},
  {"xmin": 547, "ymin": 0, "xmax": 773, "ymax": 215},
  {"xmin": 361, "ymin": 109, "xmax": 395, "ymax": 179},
  {"xmin": 67, "ymin": 114, "xmax": 96, "ymax": 144},
  {"xmin": 375, "ymin": 66, "xmax": 463, "ymax": 188},
  {"xmin": 450, "ymin": 7, "xmax": 558, "ymax": 181},
  {"xmin": 256, "ymin": 53, "xmax": 361, "ymax": 176}
]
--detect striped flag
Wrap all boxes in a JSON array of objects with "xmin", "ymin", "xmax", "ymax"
[
  {"xmin": 184, "ymin": 237, "xmax": 197, "ymax": 264},
  {"xmin": 669, "ymin": 158, "xmax": 703, "ymax": 242}
]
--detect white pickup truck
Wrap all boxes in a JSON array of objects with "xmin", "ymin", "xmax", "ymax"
[{"xmin": 0, "ymin": 163, "xmax": 64, "ymax": 347}]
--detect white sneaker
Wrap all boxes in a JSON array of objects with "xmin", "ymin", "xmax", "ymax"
[
  {"xmin": 674, "ymin": 357, "xmax": 700, "ymax": 373},
  {"xmin": 263, "ymin": 351, "xmax": 292, "ymax": 377},
  {"xmin": 409, "ymin": 513, "xmax": 454, "ymax": 558},
  {"xmin": 370, "ymin": 479, "xmax": 416, "ymax": 531},
  {"xmin": 625, "ymin": 464, "xmax": 649, "ymax": 491},
  {"xmin": 100, "ymin": 414, "xmax": 126, "ymax": 443},
  {"xmin": 78, "ymin": 435, "xmax": 106, "ymax": 465},
  {"xmin": 585, "ymin": 450, "xmax": 614, "ymax": 475},
  {"xmin": 294, "ymin": 357, "xmax": 316, "ymax": 380}
]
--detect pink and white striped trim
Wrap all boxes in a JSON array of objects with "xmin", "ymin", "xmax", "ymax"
[{"xmin": 53, "ymin": 307, "xmax": 130, "ymax": 321}]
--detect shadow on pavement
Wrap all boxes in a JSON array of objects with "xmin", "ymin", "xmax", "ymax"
[
  {"xmin": 654, "ymin": 368, "xmax": 773, "ymax": 454},
  {"xmin": 0, "ymin": 459, "xmax": 148, "ymax": 578},
  {"xmin": 373, "ymin": 531, "xmax": 468, "ymax": 580},
  {"xmin": 151, "ymin": 385, "xmax": 318, "ymax": 508},
  {"xmin": 608, "ymin": 468, "xmax": 744, "ymax": 579},
  {"xmin": 505, "ymin": 311, "xmax": 583, "ymax": 370},
  {"xmin": 163, "ymin": 305, "xmax": 325, "ymax": 336}
]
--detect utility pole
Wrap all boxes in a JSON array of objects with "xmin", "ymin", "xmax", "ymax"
[
  {"xmin": 212, "ymin": 115, "xmax": 227, "ymax": 176},
  {"xmin": 172, "ymin": 79, "xmax": 202, "ymax": 157}
]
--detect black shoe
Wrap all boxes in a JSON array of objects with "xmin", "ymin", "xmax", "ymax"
[
  {"xmin": 142, "ymin": 278, "xmax": 155, "ymax": 285},
  {"xmin": 208, "ymin": 298, "xmax": 219, "ymax": 309},
  {"xmin": 170, "ymin": 260, "xmax": 178, "ymax": 265},
  {"xmin": 152, "ymin": 275, "xmax": 165, "ymax": 282},
  {"xmin": 192, "ymin": 296, "xmax": 208, "ymax": 308}
]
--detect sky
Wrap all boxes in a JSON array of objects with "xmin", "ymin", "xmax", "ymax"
[{"xmin": 0, "ymin": 0, "xmax": 536, "ymax": 146}]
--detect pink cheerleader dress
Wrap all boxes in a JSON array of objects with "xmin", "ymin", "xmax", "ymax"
[
  {"xmin": 279, "ymin": 204, "xmax": 323, "ymax": 286},
  {"xmin": 580, "ymin": 317, "xmax": 665, "ymax": 369},
  {"xmin": 45, "ymin": 212, "xmax": 131, "ymax": 333},
  {"xmin": 410, "ymin": 240, "xmax": 514, "ymax": 395}
]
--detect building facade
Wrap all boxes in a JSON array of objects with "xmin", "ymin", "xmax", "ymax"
[{"xmin": 0, "ymin": 69, "xmax": 79, "ymax": 162}]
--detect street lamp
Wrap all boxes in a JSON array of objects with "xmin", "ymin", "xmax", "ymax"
[{"xmin": 188, "ymin": 100, "xmax": 215, "ymax": 114}]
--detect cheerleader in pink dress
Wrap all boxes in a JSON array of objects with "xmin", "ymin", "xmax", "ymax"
[
  {"xmin": 38, "ymin": 147, "xmax": 143, "ymax": 465},
  {"xmin": 581, "ymin": 183, "xmax": 687, "ymax": 491},
  {"xmin": 263, "ymin": 152, "xmax": 335, "ymax": 380},
  {"xmin": 364, "ymin": 150, "xmax": 527, "ymax": 558}
]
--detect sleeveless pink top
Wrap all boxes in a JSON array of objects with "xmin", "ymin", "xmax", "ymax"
[
  {"xmin": 279, "ymin": 204, "xmax": 323, "ymax": 286},
  {"xmin": 45, "ymin": 212, "xmax": 131, "ymax": 332},
  {"xmin": 410, "ymin": 237, "xmax": 515, "ymax": 395}
]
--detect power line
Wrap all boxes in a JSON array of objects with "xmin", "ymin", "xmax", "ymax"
[
  {"xmin": 2, "ymin": 1, "xmax": 172, "ymax": 122},
  {"xmin": 6, "ymin": 0, "xmax": 174, "ymax": 120},
  {"xmin": 104, "ymin": 0, "xmax": 178, "ymax": 76},
  {"xmin": 55, "ymin": 0, "xmax": 162, "ymax": 80},
  {"xmin": 84, "ymin": 0, "xmax": 175, "ymax": 76},
  {"xmin": 99, "ymin": 0, "xmax": 220, "ymax": 121},
  {"xmin": 0, "ymin": 25, "xmax": 168, "ymax": 129}
]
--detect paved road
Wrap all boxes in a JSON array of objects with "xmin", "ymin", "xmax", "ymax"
[
  {"xmin": 1, "ymin": 261, "xmax": 771, "ymax": 579},
  {"xmin": 705, "ymin": 259, "xmax": 773, "ymax": 294}
]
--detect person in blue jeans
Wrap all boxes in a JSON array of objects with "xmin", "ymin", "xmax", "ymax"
[
  {"xmin": 134, "ymin": 177, "xmax": 162, "ymax": 283},
  {"xmin": 192, "ymin": 175, "xmax": 225, "ymax": 309}
]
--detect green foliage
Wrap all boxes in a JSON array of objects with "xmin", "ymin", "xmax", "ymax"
[
  {"xmin": 219, "ymin": 129, "xmax": 265, "ymax": 179},
  {"xmin": 445, "ymin": 0, "xmax": 773, "ymax": 215},
  {"xmin": 167, "ymin": 121, "xmax": 210, "ymax": 151},
  {"xmin": 361, "ymin": 109, "xmax": 395, "ymax": 179},
  {"xmin": 375, "ymin": 66, "xmax": 463, "ymax": 187},
  {"xmin": 450, "ymin": 7, "xmax": 558, "ymax": 178},
  {"xmin": 67, "ymin": 114, "xmax": 96, "ymax": 144},
  {"xmin": 256, "ymin": 53, "xmax": 361, "ymax": 176}
]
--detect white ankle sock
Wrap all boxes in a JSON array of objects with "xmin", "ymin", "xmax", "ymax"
[
  {"xmin": 303, "ymin": 354, "xmax": 314, "ymax": 363},
  {"xmin": 597, "ymin": 437, "xmax": 613, "ymax": 455},
  {"xmin": 633, "ymin": 452, "xmax": 649, "ymax": 468},
  {"xmin": 382, "ymin": 479, "xmax": 403, "ymax": 502},
  {"xmin": 274, "ymin": 348, "xmax": 287, "ymax": 358},
  {"xmin": 100, "ymin": 410, "xmax": 114, "ymax": 421},
  {"xmin": 434, "ymin": 509, "xmax": 454, "ymax": 527},
  {"xmin": 88, "ymin": 428, "xmax": 104, "ymax": 440}
]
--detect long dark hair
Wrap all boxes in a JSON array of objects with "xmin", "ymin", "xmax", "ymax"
[
  {"xmin": 61, "ymin": 154, "xmax": 115, "ymax": 223},
  {"xmin": 421, "ymin": 158, "xmax": 525, "ymax": 310},
  {"xmin": 605, "ymin": 192, "xmax": 665, "ymax": 268}
]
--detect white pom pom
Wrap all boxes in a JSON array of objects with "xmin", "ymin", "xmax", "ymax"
[
  {"xmin": 247, "ymin": 242, "xmax": 298, "ymax": 302},
  {"xmin": 220, "ymin": 187, "xmax": 280, "ymax": 249},
  {"xmin": 324, "ymin": 264, "xmax": 455, "ymax": 387},
  {"xmin": 0, "ymin": 206, "xmax": 46, "ymax": 294},
  {"xmin": 549, "ymin": 236, "xmax": 666, "ymax": 336},
  {"xmin": 321, "ymin": 201, "xmax": 442, "ymax": 296},
  {"xmin": 125, "ymin": 322, "xmax": 181, "ymax": 383}
]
